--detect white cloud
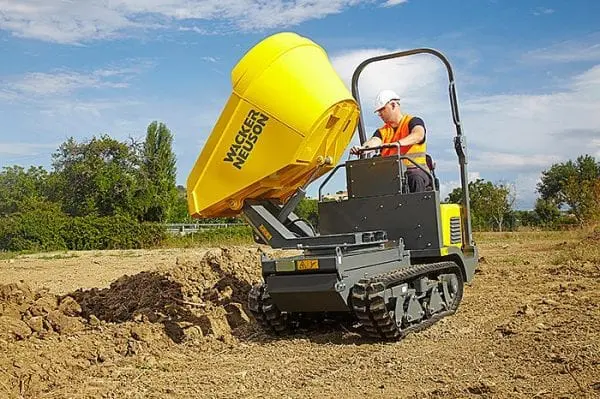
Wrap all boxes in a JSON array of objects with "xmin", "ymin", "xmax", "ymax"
[
  {"xmin": 1, "ymin": 64, "xmax": 151, "ymax": 98},
  {"xmin": 533, "ymin": 7, "xmax": 554, "ymax": 16},
  {"xmin": 513, "ymin": 172, "xmax": 542, "ymax": 209},
  {"xmin": 470, "ymin": 152, "xmax": 561, "ymax": 171},
  {"xmin": 7, "ymin": 72, "xmax": 125, "ymax": 96},
  {"xmin": 592, "ymin": 139, "xmax": 600, "ymax": 158},
  {"xmin": 523, "ymin": 34, "xmax": 600, "ymax": 63},
  {"xmin": 453, "ymin": 64, "xmax": 600, "ymax": 206},
  {"xmin": 462, "ymin": 64, "xmax": 600, "ymax": 157},
  {"xmin": 178, "ymin": 26, "xmax": 211, "ymax": 35},
  {"xmin": 438, "ymin": 172, "xmax": 480, "ymax": 201},
  {"xmin": 381, "ymin": 0, "xmax": 409, "ymax": 7},
  {"xmin": 0, "ymin": 86, "xmax": 227, "ymax": 182},
  {"xmin": 0, "ymin": 89, "xmax": 18, "ymax": 102},
  {"xmin": 0, "ymin": 0, "xmax": 137, "ymax": 43},
  {"xmin": 571, "ymin": 64, "xmax": 600, "ymax": 92},
  {"xmin": 438, "ymin": 170, "xmax": 541, "ymax": 209},
  {"xmin": 0, "ymin": 1, "xmax": 405, "ymax": 44},
  {"xmin": 201, "ymin": 56, "xmax": 219, "ymax": 63},
  {"xmin": 330, "ymin": 48, "xmax": 448, "ymax": 123}
]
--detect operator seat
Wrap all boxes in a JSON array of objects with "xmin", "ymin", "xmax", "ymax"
[{"xmin": 426, "ymin": 154, "xmax": 440, "ymax": 191}]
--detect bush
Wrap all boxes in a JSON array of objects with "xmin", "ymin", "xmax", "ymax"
[
  {"xmin": 0, "ymin": 212, "xmax": 166, "ymax": 252},
  {"xmin": 62, "ymin": 215, "xmax": 166, "ymax": 250},
  {"xmin": 0, "ymin": 208, "xmax": 67, "ymax": 252}
]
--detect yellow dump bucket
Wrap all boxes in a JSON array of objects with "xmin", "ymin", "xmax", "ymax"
[{"xmin": 187, "ymin": 32, "xmax": 359, "ymax": 218}]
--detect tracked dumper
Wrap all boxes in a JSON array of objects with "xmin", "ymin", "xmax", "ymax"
[{"xmin": 187, "ymin": 32, "xmax": 478, "ymax": 340}]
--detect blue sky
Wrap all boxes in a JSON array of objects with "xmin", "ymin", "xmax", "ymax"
[{"xmin": 1, "ymin": 0, "xmax": 599, "ymax": 209}]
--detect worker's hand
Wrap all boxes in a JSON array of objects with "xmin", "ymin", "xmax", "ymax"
[{"xmin": 350, "ymin": 145, "xmax": 364, "ymax": 155}]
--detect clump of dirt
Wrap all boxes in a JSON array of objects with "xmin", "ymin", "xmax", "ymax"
[
  {"xmin": 168, "ymin": 246, "xmax": 264, "ymax": 304},
  {"xmin": 0, "ymin": 281, "xmax": 86, "ymax": 341},
  {"xmin": 584, "ymin": 227, "xmax": 600, "ymax": 243},
  {"xmin": 0, "ymin": 283, "xmax": 173, "ymax": 398}
]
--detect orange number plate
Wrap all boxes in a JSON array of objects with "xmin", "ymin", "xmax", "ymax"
[{"xmin": 296, "ymin": 259, "xmax": 319, "ymax": 270}]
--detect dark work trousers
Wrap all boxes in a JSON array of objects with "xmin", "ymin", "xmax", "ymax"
[{"xmin": 406, "ymin": 167, "xmax": 432, "ymax": 192}]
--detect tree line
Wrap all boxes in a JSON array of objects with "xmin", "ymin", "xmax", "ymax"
[
  {"xmin": 1, "ymin": 121, "xmax": 598, "ymax": 252},
  {"xmin": 0, "ymin": 122, "xmax": 182, "ymax": 251}
]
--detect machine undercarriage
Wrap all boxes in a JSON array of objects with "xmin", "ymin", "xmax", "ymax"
[{"xmin": 248, "ymin": 261, "xmax": 464, "ymax": 340}]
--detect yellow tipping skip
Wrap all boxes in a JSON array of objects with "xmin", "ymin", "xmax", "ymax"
[{"xmin": 187, "ymin": 32, "xmax": 360, "ymax": 218}]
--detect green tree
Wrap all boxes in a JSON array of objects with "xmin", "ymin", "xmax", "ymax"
[
  {"xmin": 138, "ymin": 121, "xmax": 178, "ymax": 222},
  {"xmin": 0, "ymin": 203, "xmax": 68, "ymax": 251},
  {"xmin": 485, "ymin": 181, "xmax": 515, "ymax": 232},
  {"xmin": 168, "ymin": 185, "xmax": 194, "ymax": 223},
  {"xmin": 0, "ymin": 165, "xmax": 51, "ymax": 215},
  {"xmin": 295, "ymin": 198, "xmax": 319, "ymax": 228},
  {"xmin": 51, "ymin": 135, "xmax": 139, "ymax": 217},
  {"xmin": 446, "ymin": 179, "xmax": 515, "ymax": 231},
  {"xmin": 513, "ymin": 210, "xmax": 539, "ymax": 228},
  {"xmin": 537, "ymin": 155, "xmax": 600, "ymax": 224},
  {"xmin": 533, "ymin": 198, "xmax": 561, "ymax": 228}
]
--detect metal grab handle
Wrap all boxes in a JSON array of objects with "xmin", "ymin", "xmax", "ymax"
[
  {"xmin": 351, "ymin": 143, "xmax": 435, "ymax": 184},
  {"xmin": 352, "ymin": 142, "xmax": 399, "ymax": 153},
  {"xmin": 318, "ymin": 163, "xmax": 346, "ymax": 201},
  {"xmin": 351, "ymin": 142, "xmax": 399, "ymax": 158}
]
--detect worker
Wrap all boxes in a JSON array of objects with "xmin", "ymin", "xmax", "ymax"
[{"xmin": 350, "ymin": 89, "xmax": 432, "ymax": 192}]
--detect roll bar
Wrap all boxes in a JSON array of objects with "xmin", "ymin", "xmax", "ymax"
[{"xmin": 350, "ymin": 48, "xmax": 474, "ymax": 248}]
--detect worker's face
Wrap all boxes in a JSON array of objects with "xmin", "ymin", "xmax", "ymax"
[{"xmin": 376, "ymin": 101, "xmax": 396, "ymax": 123}]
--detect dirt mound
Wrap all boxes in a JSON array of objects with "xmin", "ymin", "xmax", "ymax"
[
  {"xmin": 69, "ymin": 246, "xmax": 263, "ymax": 343},
  {"xmin": 0, "ymin": 282, "xmax": 86, "ymax": 341},
  {"xmin": 1, "ymin": 246, "xmax": 264, "ymax": 345},
  {"xmin": 0, "ymin": 247, "xmax": 266, "ymax": 397},
  {"xmin": 0, "ymin": 279, "xmax": 173, "ymax": 398},
  {"xmin": 169, "ymin": 246, "xmax": 264, "ymax": 303}
]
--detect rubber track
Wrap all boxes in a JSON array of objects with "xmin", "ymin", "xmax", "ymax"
[
  {"xmin": 351, "ymin": 261, "xmax": 464, "ymax": 341},
  {"xmin": 247, "ymin": 283, "xmax": 288, "ymax": 334}
]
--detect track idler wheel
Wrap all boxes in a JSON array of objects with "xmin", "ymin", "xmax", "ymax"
[{"xmin": 247, "ymin": 283, "xmax": 289, "ymax": 334}]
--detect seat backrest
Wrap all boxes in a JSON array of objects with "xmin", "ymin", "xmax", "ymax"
[
  {"xmin": 426, "ymin": 154, "xmax": 436, "ymax": 172},
  {"xmin": 425, "ymin": 154, "xmax": 440, "ymax": 191}
]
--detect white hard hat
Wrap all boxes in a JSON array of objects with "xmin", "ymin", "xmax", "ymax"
[{"xmin": 374, "ymin": 89, "xmax": 400, "ymax": 113}]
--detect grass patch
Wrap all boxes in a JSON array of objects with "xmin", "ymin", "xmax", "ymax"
[
  {"xmin": 36, "ymin": 252, "xmax": 80, "ymax": 260},
  {"xmin": 0, "ymin": 251, "xmax": 18, "ymax": 261},
  {"xmin": 106, "ymin": 251, "xmax": 143, "ymax": 258},
  {"xmin": 474, "ymin": 230, "xmax": 578, "ymax": 244}
]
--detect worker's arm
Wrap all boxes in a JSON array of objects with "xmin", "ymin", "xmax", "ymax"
[
  {"xmin": 398, "ymin": 125, "xmax": 425, "ymax": 146},
  {"xmin": 350, "ymin": 136, "xmax": 383, "ymax": 155}
]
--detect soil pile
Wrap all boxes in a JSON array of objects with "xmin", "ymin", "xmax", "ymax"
[
  {"xmin": 0, "ymin": 282, "xmax": 85, "ymax": 341},
  {"xmin": 70, "ymin": 246, "xmax": 264, "ymax": 342},
  {"xmin": 0, "ymin": 247, "xmax": 267, "ymax": 397},
  {"xmin": 1, "ymin": 246, "xmax": 266, "ymax": 346}
]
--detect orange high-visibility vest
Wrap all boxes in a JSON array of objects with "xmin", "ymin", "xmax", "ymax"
[{"xmin": 378, "ymin": 114, "xmax": 427, "ymax": 168}]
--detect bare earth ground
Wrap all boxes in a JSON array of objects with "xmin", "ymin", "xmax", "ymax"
[{"xmin": 1, "ymin": 231, "xmax": 599, "ymax": 398}]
